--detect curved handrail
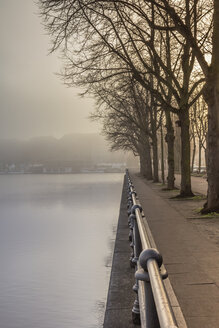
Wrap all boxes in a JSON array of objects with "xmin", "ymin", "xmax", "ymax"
[{"xmin": 126, "ymin": 170, "xmax": 178, "ymax": 328}]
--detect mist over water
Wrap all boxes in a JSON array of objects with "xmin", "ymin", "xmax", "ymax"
[{"xmin": 0, "ymin": 173, "xmax": 123, "ymax": 328}]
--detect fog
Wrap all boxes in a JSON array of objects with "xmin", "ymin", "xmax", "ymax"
[
  {"xmin": 0, "ymin": 133, "xmax": 137, "ymax": 168},
  {"xmin": 0, "ymin": 0, "xmax": 99, "ymax": 140}
]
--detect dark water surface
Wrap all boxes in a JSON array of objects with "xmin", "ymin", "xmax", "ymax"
[{"xmin": 0, "ymin": 173, "xmax": 123, "ymax": 328}]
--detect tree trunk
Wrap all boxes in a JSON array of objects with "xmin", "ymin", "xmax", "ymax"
[
  {"xmin": 150, "ymin": 109, "xmax": 159, "ymax": 182},
  {"xmin": 160, "ymin": 124, "xmax": 165, "ymax": 184},
  {"xmin": 139, "ymin": 153, "xmax": 146, "ymax": 176},
  {"xmin": 151, "ymin": 134, "xmax": 159, "ymax": 182},
  {"xmin": 198, "ymin": 139, "xmax": 202, "ymax": 173},
  {"xmin": 174, "ymin": 123, "xmax": 181, "ymax": 172},
  {"xmin": 165, "ymin": 111, "xmax": 175, "ymax": 189},
  {"xmin": 203, "ymin": 91, "xmax": 219, "ymax": 212},
  {"xmin": 204, "ymin": 148, "xmax": 208, "ymax": 171},
  {"xmin": 144, "ymin": 137, "xmax": 153, "ymax": 180},
  {"xmin": 179, "ymin": 110, "xmax": 194, "ymax": 197},
  {"xmin": 139, "ymin": 139, "xmax": 153, "ymax": 180},
  {"xmin": 191, "ymin": 136, "xmax": 196, "ymax": 173},
  {"xmin": 201, "ymin": 0, "xmax": 219, "ymax": 212}
]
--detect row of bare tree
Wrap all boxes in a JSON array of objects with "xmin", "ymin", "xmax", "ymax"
[{"xmin": 39, "ymin": 0, "xmax": 219, "ymax": 213}]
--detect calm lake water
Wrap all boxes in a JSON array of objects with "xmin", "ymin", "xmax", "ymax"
[{"xmin": 0, "ymin": 173, "xmax": 124, "ymax": 328}]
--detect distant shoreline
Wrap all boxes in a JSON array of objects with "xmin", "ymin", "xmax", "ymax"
[{"xmin": 0, "ymin": 171, "xmax": 125, "ymax": 175}]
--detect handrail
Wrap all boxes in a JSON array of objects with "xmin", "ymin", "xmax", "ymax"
[{"xmin": 126, "ymin": 170, "xmax": 178, "ymax": 328}]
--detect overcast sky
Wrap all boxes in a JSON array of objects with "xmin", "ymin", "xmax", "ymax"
[{"xmin": 0, "ymin": 0, "xmax": 99, "ymax": 140}]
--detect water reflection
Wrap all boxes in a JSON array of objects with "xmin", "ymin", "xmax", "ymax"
[{"xmin": 0, "ymin": 174, "xmax": 123, "ymax": 328}]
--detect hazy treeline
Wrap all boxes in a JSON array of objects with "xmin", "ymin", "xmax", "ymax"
[{"xmin": 0, "ymin": 134, "xmax": 135, "ymax": 165}]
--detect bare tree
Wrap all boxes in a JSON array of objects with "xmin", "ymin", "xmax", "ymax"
[
  {"xmin": 39, "ymin": 0, "xmax": 218, "ymax": 210},
  {"xmin": 90, "ymin": 75, "xmax": 154, "ymax": 179},
  {"xmin": 125, "ymin": 0, "xmax": 217, "ymax": 210}
]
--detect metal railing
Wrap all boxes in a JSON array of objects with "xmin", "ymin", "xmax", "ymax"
[{"xmin": 126, "ymin": 170, "xmax": 178, "ymax": 328}]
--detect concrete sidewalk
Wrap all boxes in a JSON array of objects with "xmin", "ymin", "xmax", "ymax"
[{"xmin": 130, "ymin": 172, "xmax": 219, "ymax": 328}]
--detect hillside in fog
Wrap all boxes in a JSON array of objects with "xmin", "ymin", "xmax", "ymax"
[{"xmin": 0, "ymin": 134, "xmax": 137, "ymax": 171}]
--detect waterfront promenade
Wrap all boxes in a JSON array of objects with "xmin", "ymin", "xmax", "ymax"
[{"xmin": 104, "ymin": 172, "xmax": 219, "ymax": 328}]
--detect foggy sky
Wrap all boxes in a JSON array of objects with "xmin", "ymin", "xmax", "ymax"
[{"xmin": 0, "ymin": 0, "xmax": 99, "ymax": 140}]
